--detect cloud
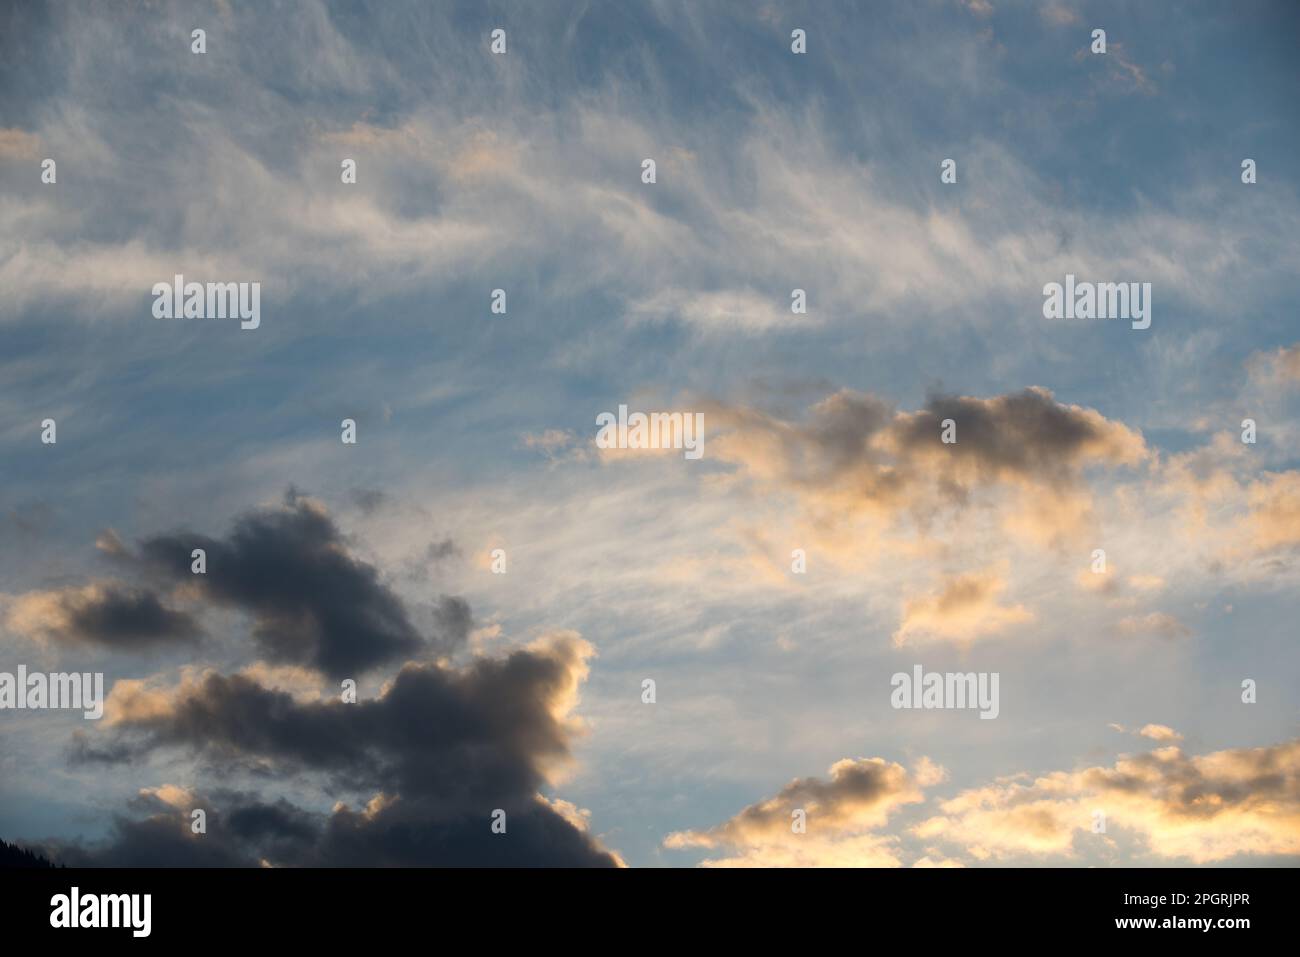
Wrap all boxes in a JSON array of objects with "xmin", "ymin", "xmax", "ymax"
[
  {"xmin": 1116, "ymin": 612, "xmax": 1192, "ymax": 640},
  {"xmin": 1139, "ymin": 724, "xmax": 1183, "ymax": 742},
  {"xmin": 915, "ymin": 739, "xmax": 1300, "ymax": 864},
  {"xmin": 348, "ymin": 488, "xmax": 388, "ymax": 515},
  {"xmin": 1243, "ymin": 472, "xmax": 1300, "ymax": 552},
  {"xmin": 628, "ymin": 288, "xmax": 796, "ymax": 334},
  {"xmin": 5, "ymin": 582, "xmax": 201, "ymax": 650},
  {"xmin": 705, "ymin": 386, "xmax": 1146, "ymax": 547},
  {"xmin": 889, "ymin": 388, "xmax": 1147, "ymax": 485},
  {"xmin": 50, "ymin": 785, "xmax": 619, "ymax": 867},
  {"xmin": 665, "ymin": 737, "xmax": 1300, "ymax": 867},
  {"xmin": 136, "ymin": 784, "xmax": 197, "ymax": 810},
  {"xmin": 1040, "ymin": 3, "xmax": 1079, "ymax": 26},
  {"xmin": 47, "ymin": 803, "xmax": 257, "ymax": 868},
  {"xmin": 67, "ymin": 630, "xmax": 618, "ymax": 866},
  {"xmin": 6, "ymin": 0, "xmax": 1300, "ymax": 872},
  {"xmin": 82, "ymin": 630, "xmax": 591, "ymax": 790},
  {"xmin": 1076, "ymin": 564, "xmax": 1167, "ymax": 603},
  {"xmin": 0, "ymin": 127, "xmax": 40, "ymax": 160},
  {"xmin": 1078, "ymin": 41, "xmax": 1157, "ymax": 96},
  {"xmin": 664, "ymin": 757, "xmax": 933, "ymax": 866},
  {"xmin": 2, "ymin": 6, "xmax": 1284, "ymax": 334},
  {"xmin": 1248, "ymin": 343, "xmax": 1300, "ymax": 388},
  {"xmin": 1128, "ymin": 575, "xmax": 1165, "ymax": 592},
  {"xmin": 1110, "ymin": 723, "xmax": 1184, "ymax": 743},
  {"xmin": 893, "ymin": 568, "xmax": 1033, "ymax": 646},
  {"xmin": 131, "ymin": 491, "xmax": 450, "ymax": 679},
  {"xmin": 32, "ymin": 491, "xmax": 621, "ymax": 866}
]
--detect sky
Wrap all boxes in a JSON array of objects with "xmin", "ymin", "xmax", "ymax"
[{"xmin": 1, "ymin": 0, "xmax": 1299, "ymax": 868}]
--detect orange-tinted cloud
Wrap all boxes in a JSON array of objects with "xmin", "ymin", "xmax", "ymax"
[
  {"xmin": 916, "ymin": 739, "xmax": 1300, "ymax": 863},
  {"xmin": 664, "ymin": 757, "xmax": 935, "ymax": 867},
  {"xmin": 893, "ymin": 568, "xmax": 1033, "ymax": 646},
  {"xmin": 704, "ymin": 386, "xmax": 1146, "ymax": 548},
  {"xmin": 5, "ymin": 582, "xmax": 201, "ymax": 650}
]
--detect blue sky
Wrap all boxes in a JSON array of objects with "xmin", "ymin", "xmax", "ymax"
[{"xmin": 2, "ymin": 0, "xmax": 1299, "ymax": 867}]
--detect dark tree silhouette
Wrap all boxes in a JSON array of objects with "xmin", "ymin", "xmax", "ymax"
[{"xmin": 0, "ymin": 838, "xmax": 61, "ymax": 868}]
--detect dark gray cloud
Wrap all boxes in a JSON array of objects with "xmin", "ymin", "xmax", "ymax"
[
  {"xmin": 48, "ymin": 789, "xmax": 616, "ymax": 868},
  {"xmin": 892, "ymin": 387, "xmax": 1145, "ymax": 485},
  {"xmin": 80, "ymin": 639, "xmax": 580, "ymax": 799},
  {"xmin": 49, "ymin": 813, "xmax": 252, "ymax": 868},
  {"xmin": 133, "ymin": 492, "xmax": 454, "ymax": 678},
  {"xmin": 304, "ymin": 794, "xmax": 616, "ymax": 867},
  {"xmin": 6, "ymin": 582, "xmax": 201, "ymax": 650},
  {"xmin": 704, "ymin": 386, "xmax": 1147, "ymax": 518},
  {"xmin": 68, "ymin": 628, "xmax": 618, "ymax": 866},
  {"xmin": 63, "ymin": 586, "xmax": 201, "ymax": 649},
  {"xmin": 430, "ymin": 595, "xmax": 473, "ymax": 650},
  {"xmin": 45, "ymin": 493, "xmax": 616, "ymax": 866}
]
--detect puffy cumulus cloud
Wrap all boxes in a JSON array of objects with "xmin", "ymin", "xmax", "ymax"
[
  {"xmin": 540, "ymin": 795, "xmax": 593, "ymax": 832},
  {"xmin": 1109, "ymin": 723, "xmax": 1183, "ymax": 743},
  {"xmin": 129, "ymin": 491, "xmax": 464, "ymax": 679},
  {"xmin": 66, "ymin": 631, "xmax": 617, "ymax": 866},
  {"xmin": 915, "ymin": 739, "xmax": 1300, "ymax": 864},
  {"xmin": 4, "ymin": 582, "xmax": 201, "ymax": 650},
  {"xmin": 888, "ymin": 389, "xmax": 1147, "ymax": 486},
  {"xmin": 703, "ymin": 387, "xmax": 1146, "ymax": 547},
  {"xmin": 664, "ymin": 757, "xmax": 934, "ymax": 867},
  {"xmin": 78, "ymin": 632, "xmax": 593, "ymax": 793},
  {"xmin": 915, "ymin": 792, "xmax": 1082, "ymax": 859},
  {"xmin": 96, "ymin": 662, "xmax": 331, "ymax": 730},
  {"xmin": 97, "ymin": 672, "xmax": 202, "ymax": 728},
  {"xmin": 1139, "ymin": 724, "xmax": 1183, "ymax": 742},
  {"xmin": 892, "ymin": 568, "xmax": 1033, "ymax": 647},
  {"xmin": 664, "ymin": 739, "xmax": 1300, "ymax": 868},
  {"xmin": 27, "ymin": 491, "xmax": 617, "ymax": 867},
  {"xmin": 911, "ymin": 756, "xmax": 950, "ymax": 788}
]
